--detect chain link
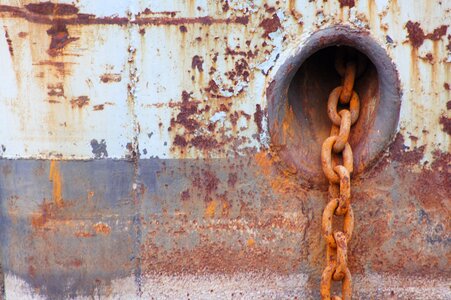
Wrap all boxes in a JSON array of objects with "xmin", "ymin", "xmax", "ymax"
[{"xmin": 320, "ymin": 49, "xmax": 364, "ymax": 300}]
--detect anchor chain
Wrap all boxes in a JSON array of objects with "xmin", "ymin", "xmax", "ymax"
[{"xmin": 320, "ymin": 49, "xmax": 364, "ymax": 300}]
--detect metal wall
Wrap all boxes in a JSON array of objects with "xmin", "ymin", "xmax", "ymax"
[{"xmin": 0, "ymin": 0, "xmax": 449, "ymax": 299}]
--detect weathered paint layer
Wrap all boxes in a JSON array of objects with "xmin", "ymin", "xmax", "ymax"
[{"xmin": 0, "ymin": 0, "xmax": 449, "ymax": 298}]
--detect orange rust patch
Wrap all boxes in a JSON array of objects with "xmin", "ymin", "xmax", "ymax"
[
  {"xmin": 247, "ymin": 238, "xmax": 255, "ymax": 247},
  {"xmin": 255, "ymin": 152, "xmax": 272, "ymax": 176},
  {"xmin": 75, "ymin": 231, "xmax": 94, "ymax": 238},
  {"xmin": 93, "ymin": 222, "xmax": 111, "ymax": 235},
  {"xmin": 100, "ymin": 73, "xmax": 122, "ymax": 83},
  {"xmin": 205, "ymin": 200, "xmax": 218, "ymax": 218},
  {"xmin": 49, "ymin": 160, "xmax": 63, "ymax": 207},
  {"xmin": 70, "ymin": 96, "xmax": 90, "ymax": 108}
]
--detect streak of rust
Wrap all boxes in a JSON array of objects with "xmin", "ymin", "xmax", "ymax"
[
  {"xmin": 140, "ymin": 8, "xmax": 177, "ymax": 17},
  {"xmin": 191, "ymin": 55, "xmax": 203, "ymax": 72},
  {"xmin": 0, "ymin": 5, "xmax": 249, "ymax": 26},
  {"xmin": 254, "ymin": 104, "xmax": 263, "ymax": 134},
  {"xmin": 31, "ymin": 161, "xmax": 65, "ymax": 229},
  {"xmin": 49, "ymin": 160, "xmax": 63, "ymax": 207},
  {"xmin": 34, "ymin": 60, "xmax": 75, "ymax": 76},
  {"xmin": 3, "ymin": 26, "xmax": 13, "ymax": 56}
]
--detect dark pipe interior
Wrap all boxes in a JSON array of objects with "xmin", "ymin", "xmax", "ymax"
[{"xmin": 286, "ymin": 46, "xmax": 379, "ymax": 180}]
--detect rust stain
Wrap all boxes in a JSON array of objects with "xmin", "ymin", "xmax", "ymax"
[
  {"xmin": 47, "ymin": 23, "xmax": 79, "ymax": 56},
  {"xmin": 24, "ymin": 2, "xmax": 79, "ymax": 16},
  {"xmin": 338, "ymin": 0, "xmax": 355, "ymax": 8},
  {"xmin": 405, "ymin": 21, "xmax": 448, "ymax": 48},
  {"xmin": 281, "ymin": 105, "xmax": 296, "ymax": 145},
  {"xmin": 47, "ymin": 83, "xmax": 64, "ymax": 97},
  {"xmin": 100, "ymin": 73, "xmax": 122, "ymax": 83},
  {"xmin": 75, "ymin": 231, "xmax": 94, "ymax": 238},
  {"xmin": 204, "ymin": 200, "xmax": 218, "ymax": 218},
  {"xmin": 191, "ymin": 55, "xmax": 204, "ymax": 72},
  {"xmin": 190, "ymin": 135, "xmax": 219, "ymax": 150},
  {"xmin": 140, "ymin": 8, "xmax": 177, "ymax": 17},
  {"xmin": 439, "ymin": 115, "xmax": 451, "ymax": 135},
  {"xmin": 34, "ymin": 60, "xmax": 74, "ymax": 76},
  {"xmin": 255, "ymin": 152, "xmax": 272, "ymax": 177},
  {"xmin": 259, "ymin": 13, "xmax": 282, "ymax": 38},
  {"xmin": 0, "ymin": 5, "xmax": 249, "ymax": 26},
  {"xmin": 3, "ymin": 26, "xmax": 13, "ymax": 56},
  {"xmin": 254, "ymin": 104, "xmax": 263, "ymax": 134},
  {"xmin": 18, "ymin": 31, "xmax": 28, "ymax": 38},
  {"xmin": 227, "ymin": 173, "xmax": 237, "ymax": 187},
  {"xmin": 70, "ymin": 96, "xmax": 90, "ymax": 108},
  {"xmin": 180, "ymin": 189, "xmax": 190, "ymax": 201},
  {"xmin": 247, "ymin": 238, "xmax": 256, "ymax": 247},
  {"xmin": 93, "ymin": 222, "xmax": 111, "ymax": 235},
  {"xmin": 56, "ymin": 258, "xmax": 83, "ymax": 268},
  {"xmin": 49, "ymin": 160, "xmax": 63, "ymax": 207},
  {"xmin": 192, "ymin": 169, "xmax": 219, "ymax": 200},
  {"xmin": 93, "ymin": 102, "xmax": 114, "ymax": 111},
  {"xmin": 171, "ymin": 91, "xmax": 199, "ymax": 132},
  {"xmin": 173, "ymin": 135, "xmax": 188, "ymax": 147},
  {"xmin": 31, "ymin": 201, "xmax": 52, "ymax": 228},
  {"xmin": 141, "ymin": 241, "xmax": 298, "ymax": 275}
]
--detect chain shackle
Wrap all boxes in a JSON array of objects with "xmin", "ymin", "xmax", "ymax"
[
  {"xmin": 327, "ymin": 87, "xmax": 360, "ymax": 126},
  {"xmin": 321, "ymin": 137, "xmax": 353, "ymax": 183},
  {"xmin": 321, "ymin": 261, "xmax": 352, "ymax": 300},
  {"xmin": 333, "ymin": 110, "xmax": 351, "ymax": 153},
  {"xmin": 340, "ymin": 61, "xmax": 356, "ymax": 104},
  {"xmin": 322, "ymin": 199, "xmax": 354, "ymax": 248}
]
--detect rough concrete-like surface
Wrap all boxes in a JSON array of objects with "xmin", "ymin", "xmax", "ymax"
[{"xmin": 6, "ymin": 272, "xmax": 450, "ymax": 300}]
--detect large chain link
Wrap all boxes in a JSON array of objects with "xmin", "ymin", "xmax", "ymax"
[{"xmin": 320, "ymin": 48, "xmax": 363, "ymax": 300}]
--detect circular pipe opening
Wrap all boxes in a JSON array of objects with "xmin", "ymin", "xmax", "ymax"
[{"xmin": 267, "ymin": 26, "xmax": 401, "ymax": 186}]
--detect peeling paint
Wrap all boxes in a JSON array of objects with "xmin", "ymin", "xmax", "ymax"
[{"xmin": 0, "ymin": 0, "xmax": 449, "ymax": 298}]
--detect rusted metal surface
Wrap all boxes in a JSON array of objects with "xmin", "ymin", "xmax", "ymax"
[{"xmin": 0, "ymin": 0, "xmax": 449, "ymax": 299}]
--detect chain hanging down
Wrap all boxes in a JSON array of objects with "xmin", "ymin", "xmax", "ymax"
[{"xmin": 320, "ymin": 48, "xmax": 364, "ymax": 300}]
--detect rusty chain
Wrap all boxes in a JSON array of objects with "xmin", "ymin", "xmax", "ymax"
[{"xmin": 320, "ymin": 49, "xmax": 363, "ymax": 300}]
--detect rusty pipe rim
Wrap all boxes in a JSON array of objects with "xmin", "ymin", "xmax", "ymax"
[{"xmin": 266, "ymin": 25, "xmax": 401, "ymax": 187}]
